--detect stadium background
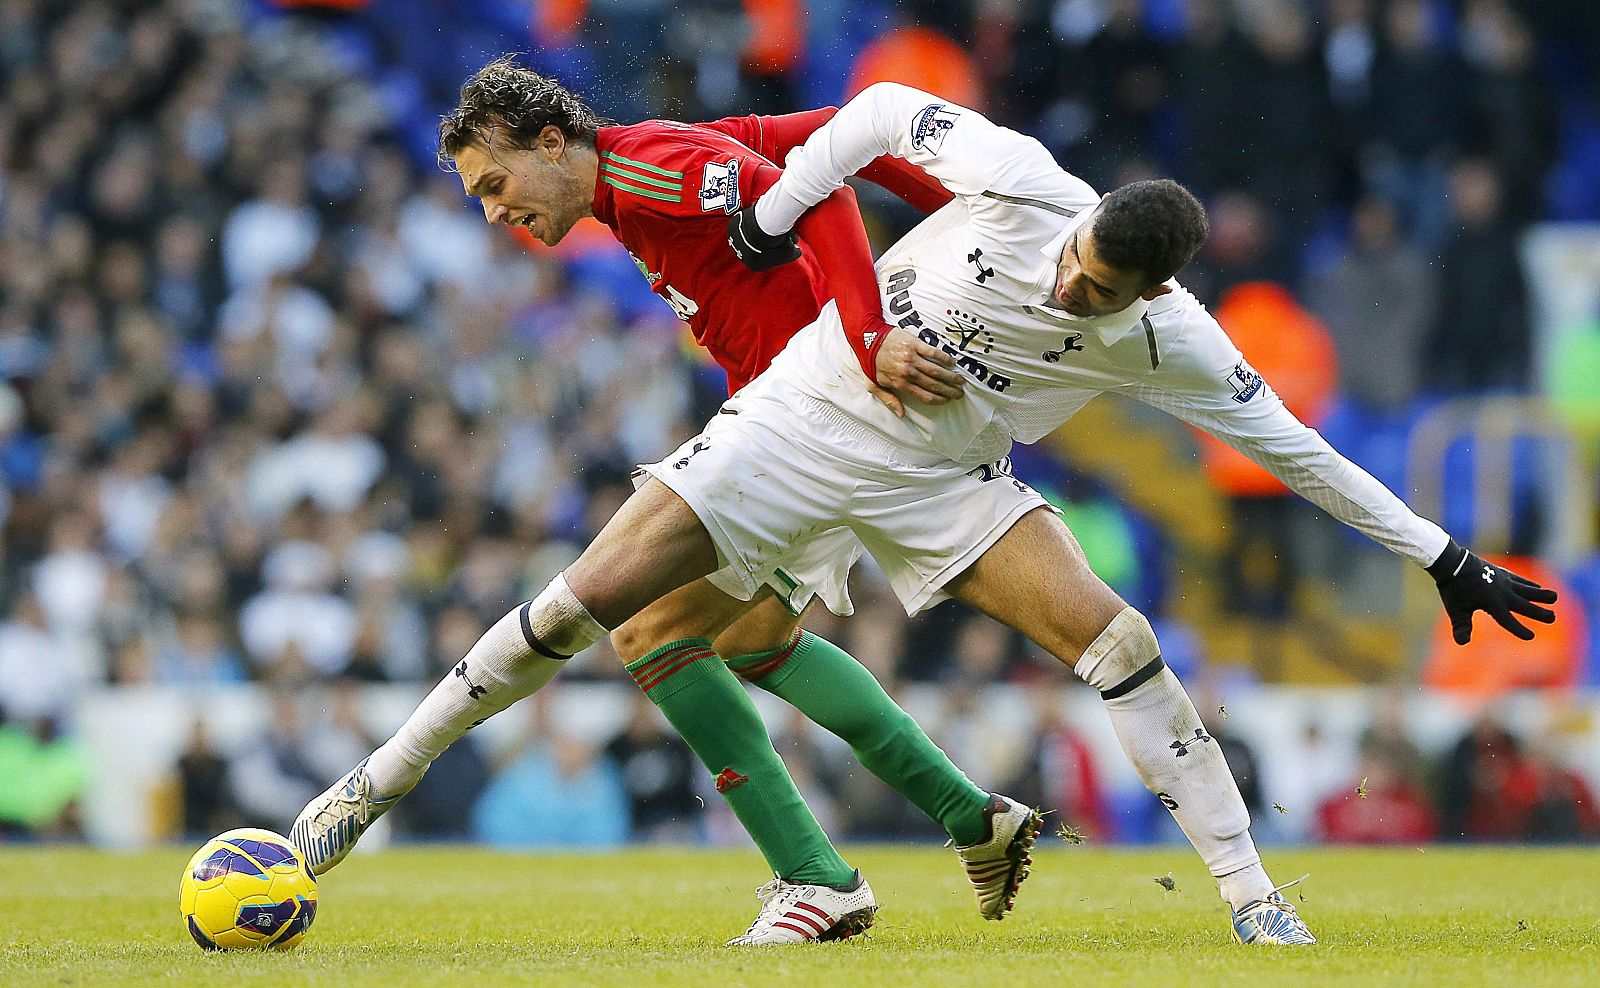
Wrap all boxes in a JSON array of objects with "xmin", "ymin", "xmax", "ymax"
[{"xmin": 1, "ymin": 0, "xmax": 1598, "ymax": 854}]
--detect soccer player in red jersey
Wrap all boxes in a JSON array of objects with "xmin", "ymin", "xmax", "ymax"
[{"xmin": 291, "ymin": 58, "xmax": 1042, "ymax": 944}]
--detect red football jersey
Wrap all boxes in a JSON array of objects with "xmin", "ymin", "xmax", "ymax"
[{"xmin": 591, "ymin": 120, "xmax": 827, "ymax": 393}]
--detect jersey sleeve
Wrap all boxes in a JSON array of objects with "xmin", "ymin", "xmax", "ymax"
[
  {"xmin": 704, "ymin": 109, "xmax": 954, "ymax": 214},
  {"xmin": 1127, "ymin": 306, "xmax": 1450, "ymax": 566},
  {"xmin": 793, "ymin": 186, "xmax": 891, "ymax": 379},
  {"xmin": 753, "ymin": 82, "xmax": 1092, "ymax": 239}
]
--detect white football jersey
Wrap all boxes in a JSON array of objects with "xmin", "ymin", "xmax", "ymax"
[{"xmin": 755, "ymin": 82, "xmax": 1448, "ymax": 566}]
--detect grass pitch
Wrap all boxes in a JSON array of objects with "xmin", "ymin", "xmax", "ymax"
[{"xmin": 1, "ymin": 844, "xmax": 1596, "ymax": 987}]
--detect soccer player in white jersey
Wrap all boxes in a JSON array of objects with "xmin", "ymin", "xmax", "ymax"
[
  {"xmin": 713, "ymin": 81, "xmax": 1552, "ymax": 942},
  {"xmin": 305, "ymin": 81, "xmax": 1555, "ymax": 946}
]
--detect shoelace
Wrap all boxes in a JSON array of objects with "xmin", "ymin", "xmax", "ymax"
[
  {"xmin": 741, "ymin": 879, "xmax": 807, "ymax": 936},
  {"xmin": 313, "ymin": 774, "xmax": 371, "ymax": 832},
  {"xmin": 1242, "ymin": 874, "xmax": 1312, "ymax": 922}
]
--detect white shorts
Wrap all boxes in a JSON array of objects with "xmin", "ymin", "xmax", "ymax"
[
  {"xmin": 631, "ymin": 465, "xmax": 862, "ymax": 617},
  {"xmin": 638, "ymin": 380, "xmax": 1048, "ymax": 616}
]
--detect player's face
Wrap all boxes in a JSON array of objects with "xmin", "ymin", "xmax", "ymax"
[
  {"xmin": 452, "ymin": 130, "xmax": 589, "ymax": 246},
  {"xmin": 1052, "ymin": 217, "xmax": 1162, "ymax": 317}
]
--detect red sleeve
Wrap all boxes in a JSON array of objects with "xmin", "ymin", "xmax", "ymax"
[
  {"xmin": 794, "ymin": 188, "xmax": 891, "ymax": 379},
  {"xmin": 742, "ymin": 161, "xmax": 887, "ymax": 379},
  {"xmin": 705, "ymin": 110, "xmax": 955, "ymax": 214}
]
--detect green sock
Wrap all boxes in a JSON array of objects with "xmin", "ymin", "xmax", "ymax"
[
  {"xmin": 626, "ymin": 639, "xmax": 856, "ymax": 886},
  {"xmin": 729, "ymin": 631, "xmax": 993, "ymax": 846}
]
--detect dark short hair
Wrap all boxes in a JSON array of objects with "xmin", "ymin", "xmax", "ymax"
[
  {"xmin": 438, "ymin": 56, "xmax": 606, "ymax": 168},
  {"xmin": 1091, "ymin": 179, "xmax": 1209, "ymax": 286}
]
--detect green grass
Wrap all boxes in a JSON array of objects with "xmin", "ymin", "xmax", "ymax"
[{"xmin": 1, "ymin": 845, "xmax": 1596, "ymax": 986}]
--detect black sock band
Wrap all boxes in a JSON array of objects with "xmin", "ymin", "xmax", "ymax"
[
  {"xmin": 518, "ymin": 601, "xmax": 571, "ymax": 660},
  {"xmin": 1099, "ymin": 655, "xmax": 1166, "ymax": 700}
]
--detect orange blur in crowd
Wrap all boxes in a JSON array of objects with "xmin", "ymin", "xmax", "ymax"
[{"xmin": 1199, "ymin": 282, "xmax": 1340, "ymax": 497}]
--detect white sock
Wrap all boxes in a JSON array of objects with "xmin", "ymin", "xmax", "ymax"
[
  {"xmin": 1100, "ymin": 667, "xmax": 1264, "ymax": 887},
  {"xmin": 365, "ymin": 603, "xmax": 566, "ymax": 797},
  {"xmin": 1217, "ymin": 862, "xmax": 1274, "ymax": 910}
]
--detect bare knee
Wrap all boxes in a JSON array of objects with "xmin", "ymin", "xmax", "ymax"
[
  {"xmin": 608, "ymin": 580, "xmax": 758, "ymax": 665},
  {"xmin": 713, "ymin": 596, "xmax": 802, "ymax": 659},
  {"xmin": 610, "ymin": 606, "xmax": 722, "ymax": 665}
]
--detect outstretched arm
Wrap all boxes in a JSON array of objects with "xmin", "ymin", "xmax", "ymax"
[{"xmin": 1131, "ymin": 318, "xmax": 1557, "ymax": 644}]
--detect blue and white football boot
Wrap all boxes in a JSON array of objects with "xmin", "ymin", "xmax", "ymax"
[
  {"xmin": 1230, "ymin": 875, "xmax": 1317, "ymax": 945},
  {"xmin": 289, "ymin": 757, "xmax": 414, "ymax": 876}
]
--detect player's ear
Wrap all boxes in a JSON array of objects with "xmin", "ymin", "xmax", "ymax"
[
  {"xmin": 1140, "ymin": 282, "xmax": 1173, "ymax": 301},
  {"xmin": 537, "ymin": 125, "xmax": 567, "ymax": 161}
]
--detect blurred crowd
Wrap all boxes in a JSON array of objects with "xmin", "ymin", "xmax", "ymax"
[
  {"xmin": 1, "ymin": 0, "xmax": 1598, "ymax": 843},
  {"xmin": 13, "ymin": 679, "xmax": 1597, "ymax": 847}
]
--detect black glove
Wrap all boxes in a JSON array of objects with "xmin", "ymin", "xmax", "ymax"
[
  {"xmin": 1426, "ymin": 538, "xmax": 1557, "ymax": 644},
  {"xmin": 727, "ymin": 207, "xmax": 800, "ymax": 272}
]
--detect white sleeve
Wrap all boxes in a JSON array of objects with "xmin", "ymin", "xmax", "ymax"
[
  {"xmin": 1128, "ymin": 305, "xmax": 1450, "ymax": 566},
  {"xmin": 754, "ymin": 82, "xmax": 1093, "ymax": 237}
]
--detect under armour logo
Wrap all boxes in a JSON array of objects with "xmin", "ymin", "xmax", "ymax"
[
  {"xmin": 1043, "ymin": 333, "xmax": 1085, "ymax": 362},
  {"xmin": 455, "ymin": 660, "xmax": 487, "ymax": 700},
  {"xmin": 967, "ymin": 248, "xmax": 995, "ymax": 284},
  {"xmin": 1169, "ymin": 728, "xmax": 1213, "ymax": 757},
  {"xmin": 1482, "ymin": 566, "xmax": 1496, "ymax": 583}
]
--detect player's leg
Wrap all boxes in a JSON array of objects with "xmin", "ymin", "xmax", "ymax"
[
  {"xmin": 716, "ymin": 585, "xmax": 994, "ymax": 849},
  {"xmin": 943, "ymin": 506, "xmax": 1314, "ymax": 944},
  {"xmin": 292, "ymin": 477, "xmax": 721, "ymax": 874},
  {"xmin": 610, "ymin": 581, "xmax": 856, "ymax": 889}
]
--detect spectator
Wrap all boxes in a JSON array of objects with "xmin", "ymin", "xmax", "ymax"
[
  {"xmin": 0, "ymin": 593, "xmax": 83, "ymax": 721},
  {"xmin": 389, "ymin": 734, "xmax": 494, "ymax": 839},
  {"xmin": 1523, "ymin": 739, "xmax": 1600, "ymax": 842},
  {"xmin": 0, "ymin": 712, "xmax": 89, "ymax": 838},
  {"xmin": 604, "ymin": 693, "xmax": 703, "ymax": 842},
  {"xmin": 1307, "ymin": 195, "xmax": 1435, "ymax": 412},
  {"xmin": 227, "ymin": 690, "xmax": 326, "ymax": 833},
  {"xmin": 154, "ymin": 610, "xmax": 249, "ymax": 687},
  {"xmin": 175, "ymin": 717, "xmax": 239, "ymax": 839},
  {"xmin": 1424, "ymin": 160, "xmax": 1534, "ymax": 393},
  {"xmin": 1437, "ymin": 713, "xmax": 1539, "ymax": 841},
  {"xmin": 470, "ymin": 703, "xmax": 629, "ymax": 849},
  {"xmin": 1364, "ymin": 0, "xmax": 1464, "ymax": 246},
  {"xmin": 238, "ymin": 541, "xmax": 359, "ymax": 679},
  {"xmin": 1317, "ymin": 732, "xmax": 1439, "ymax": 844},
  {"xmin": 1005, "ymin": 685, "xmax": 1110, "ymax": 841}
]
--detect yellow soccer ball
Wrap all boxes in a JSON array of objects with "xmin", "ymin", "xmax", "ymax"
[{"xmin": 179, "ymin": 828, "xmax": 318, "ymax": 951}]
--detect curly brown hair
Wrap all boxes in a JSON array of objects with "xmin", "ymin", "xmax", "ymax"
[
  {"xmin": 1092, "ymin": 179, "xmax": 1209, "ymax": 286},
  {"xmin": 437, "ymin": 56, "xmax": 608, "ymax": 168}
]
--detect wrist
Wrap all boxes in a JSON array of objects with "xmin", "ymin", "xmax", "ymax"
[
  {"xmin": 754, "ymin": 185, "xmax": 806, "ymax": 238},
  {"xmin": 852, "ymin": 321, "xmax": 890, "ymax": 381},
  {"xmin": 1426, "ymin": 538, "xmax": 1468, "ymax": 580}
]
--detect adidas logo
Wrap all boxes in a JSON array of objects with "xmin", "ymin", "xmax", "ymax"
[{"xmin": 714, "ymin": 768, "xmax": 749, "ymax": 793}]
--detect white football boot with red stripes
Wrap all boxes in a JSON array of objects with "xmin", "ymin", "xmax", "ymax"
[
  {"xmin": 724, "ymin": 870, "xmax": 877, "ymax": 945},
  {"xmin": 955, "ymin": 793, "xmax": 1044, "ymax": 920}
]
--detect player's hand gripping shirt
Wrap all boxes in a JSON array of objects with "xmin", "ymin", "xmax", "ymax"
[{"xmin": 754, "ymin": 83, "xmax": 1448, "ymax": 565}]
